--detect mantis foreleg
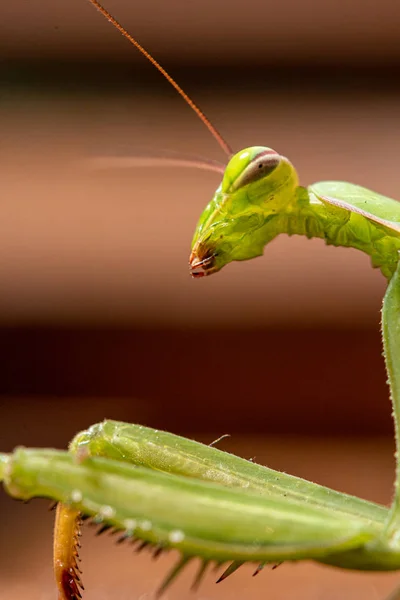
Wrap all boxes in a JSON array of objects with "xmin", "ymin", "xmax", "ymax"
[
  {"xmin": 1, "ymin": 424, "xmax": 386, "ymax": 599},
  {"xmin": 68, "ymin": 421, "xmax": 388, "ymax": 522}
]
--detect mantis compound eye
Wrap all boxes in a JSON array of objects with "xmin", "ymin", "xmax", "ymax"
[{"xmin": 222, "ymin": 147, "xmax": 281, "ymax": 193}]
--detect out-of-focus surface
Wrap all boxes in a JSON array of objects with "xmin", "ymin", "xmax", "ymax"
[
  {"xmin": 2, "ymin": 0, "xmax": 400, "ymax": 65},
  {"xmin": 0, "ymin": 83, "xmax": 398, "ymax": 433},
  {"xmin": 2, "ymin": 0, "xmax": 400, "ymax": 598}
]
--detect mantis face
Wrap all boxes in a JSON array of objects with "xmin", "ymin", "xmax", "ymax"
[{"xmin": 189, "ymin": 146, "xmax": 298, "ymax": 277}]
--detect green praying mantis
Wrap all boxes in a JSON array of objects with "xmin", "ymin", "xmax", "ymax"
[{"xmin": 2, "ymin": 1, "xmax": 400, "ymax": 598}]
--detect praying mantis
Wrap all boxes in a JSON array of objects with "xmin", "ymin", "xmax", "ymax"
[{"xmin": 2, "ymin": 1, "xmax": 400, "ymax": 599}]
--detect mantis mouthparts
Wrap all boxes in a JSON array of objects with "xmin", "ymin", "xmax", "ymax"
[{"xmin": 189, "ymin": 252, "xmax": 216, "ymax": 278}]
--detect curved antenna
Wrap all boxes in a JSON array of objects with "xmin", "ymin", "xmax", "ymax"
[
  {"xmin": 87, "ymin": 153, "xmax": 226, "ymax": 175},
  {"xmin": 85, "ymin": 0, "xmax": 233, "ymax": 158}
]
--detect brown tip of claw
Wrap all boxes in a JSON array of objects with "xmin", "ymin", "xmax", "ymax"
[
  {"xmin": 54, "ymin": 504, "xmax": 84, "ymax": 600},
  {"xmin": 60, "ymin": 568, "xmax": 83, "ymax": 600}
]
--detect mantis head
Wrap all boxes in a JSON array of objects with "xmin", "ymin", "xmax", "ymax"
[{"xmin": 190, "ymin": 146, "xmax": 298, "ymax": 277}]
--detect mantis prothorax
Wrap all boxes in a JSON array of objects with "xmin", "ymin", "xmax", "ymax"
[{"xmin": 2, "ymin": 1, "xmax": 400, "ymax": 599}]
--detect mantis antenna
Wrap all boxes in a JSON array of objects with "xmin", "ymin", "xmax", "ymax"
[
  {"xmin": 85, "ymin": 0, "xmax": 233, "ymax": 158},
  {"xmin": 87, "ymin": 152, "xmax": 226, "ymax": 174}
]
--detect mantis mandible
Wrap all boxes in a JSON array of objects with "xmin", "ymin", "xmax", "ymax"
[{"xmin": 2, "ymin": 1, "xmax": 400, "ymax": 599}]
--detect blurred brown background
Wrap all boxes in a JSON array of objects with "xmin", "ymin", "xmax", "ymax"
[{"xmin": 1, "ymin": 0, "xmax": 400, "ymax": 598}]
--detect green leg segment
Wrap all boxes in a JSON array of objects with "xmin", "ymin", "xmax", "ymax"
[
  {"xmin": 70, "ymin": 420, "xmax": 387, "ymax": 526},
  {"xmin": 1, "ymin": 446, "xmax": 373, "ymax": 564},
  {"xmin": 381, "ymin": 259, "xmax": 400, "ymax": 545}
]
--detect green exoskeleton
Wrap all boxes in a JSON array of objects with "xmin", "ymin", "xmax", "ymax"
[{"xmin": 2, "ymin": 1, "xmax": 400, "ymax": 599}]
